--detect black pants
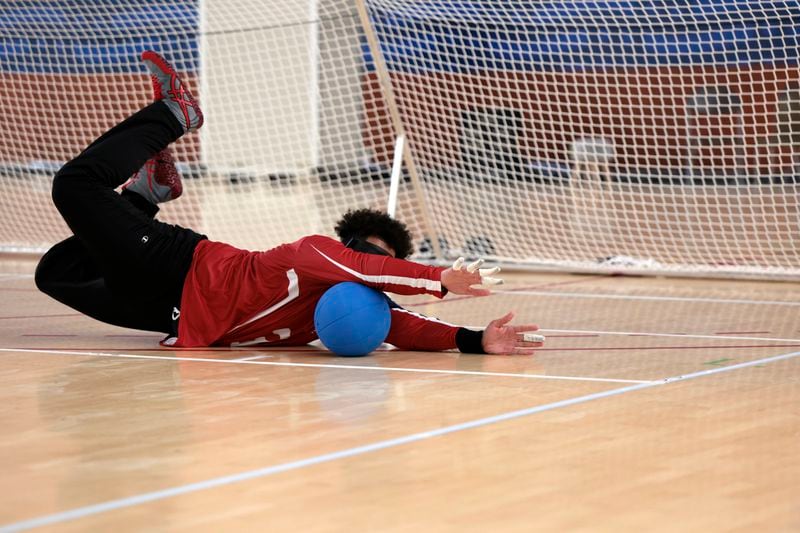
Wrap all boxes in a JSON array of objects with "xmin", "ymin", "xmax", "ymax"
[{"xmin": 35, "ymin": 102, "xmax": 206, "ymax": 334}]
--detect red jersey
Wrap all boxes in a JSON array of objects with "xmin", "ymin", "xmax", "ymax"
[{"xmin": 167, "ymin": 235, "xmax": 460, "ymax": 350}]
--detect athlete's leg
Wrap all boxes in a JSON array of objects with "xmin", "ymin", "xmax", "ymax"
[
  {"xmin": 49, "ymin": 101, "xmax": 200, "ymax": 303},
  {"xmin": 42, "ymin": 51, "xmax": 204, "ymax": 332},
  {"xmin": 36, "ymin": 187, "xmax": 174, "ymax": 333},
  {"xmin": 35, "ymin": 236, "xmax": 175, "ymax": 332}
]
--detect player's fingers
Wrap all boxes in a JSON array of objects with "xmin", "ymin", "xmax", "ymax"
[
  {"xmin": 478, "ymin": 266, "xmax": 500, "ymax": 277},
  {"xmin": 466, "ymin": 258, "xmax": 484, "ymax": 273},
  {"xmin": 489, "ymin": 311, "xmax": 514, "ymax": 327},
  {"xmin": 480, "ymin": 276, "xmax": 504, "ymax": 286},
  {"xmin": 452, "ymin": 257, "xmax": 465, "ymax": 271},
  {"xmin": 517, "ymin": 331, "xmax": 544, "ymax": 341},
  {"xmin": 512, "ymin": 348, "xmax": 538, "ymax": 355},
  {"xmin": 516, "ymin": 340, "xmax": 544, "ymax": 348}
]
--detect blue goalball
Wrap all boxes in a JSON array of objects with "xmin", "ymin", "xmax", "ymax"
[{"xmin": 314, "ymin": 282, "xmax": 391, "ymax": 357}]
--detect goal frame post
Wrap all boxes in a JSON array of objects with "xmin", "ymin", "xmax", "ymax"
[{"xmin": 354, "ymin": 0, "xmax": 443, "ymax": 260}]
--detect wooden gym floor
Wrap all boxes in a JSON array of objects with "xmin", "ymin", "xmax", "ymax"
[{"xmin": 0, "ymin": 257, "xmax": 798, "ymax": 532}]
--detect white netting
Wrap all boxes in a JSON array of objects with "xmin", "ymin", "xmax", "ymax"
[
  {"xmin": 0, "ymin": 1, "xmax": 798, "ymax": 278},
  {"xmin": 365, "ymin": 0, "xmax": 800, "ymax": 278},
  {"xmin": 0, "ymin": 0, "xmax": 426, "ymax": 254}
]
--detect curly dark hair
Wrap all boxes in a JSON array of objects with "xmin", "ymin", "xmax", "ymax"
[{"xmin": 334, "ymin": 208, "xmax": 414, "ymax": 259}]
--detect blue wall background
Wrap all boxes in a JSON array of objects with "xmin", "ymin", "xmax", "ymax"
[
  {"xmin": 2, "ymin": 1, "xmax": 797, "ymax": 75},
  {"xmin": 0, "ymin": 1, "xmax": 198, "ymax": 74},
  {"xmin": 366, "ymin": 0, "xmax": 800, "ymax": 73}
]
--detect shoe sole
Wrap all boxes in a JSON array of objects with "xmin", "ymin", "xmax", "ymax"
[
  {"xmin": 155, "ymin": 150, "xmax": 183, "ymax": 200},
  {"xmin": 122, "ymin": 149, "xmax": 183, "ymax": 202}
]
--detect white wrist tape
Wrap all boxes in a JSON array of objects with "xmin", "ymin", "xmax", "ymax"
[{"xmin": 523, "ymin": 333, "xmax": 546, "ymax": 343}]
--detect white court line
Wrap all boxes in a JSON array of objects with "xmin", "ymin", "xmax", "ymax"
[
  {"xmin": 494, "ymin": 289, "xmax": 800, "ymax": 307},
  {"xmin": 234, "ymin": 355, "xmax": 273, "ymax": 361},
  {"xmin": 2, "ymin": 348, "xmax": 797, "ymax": 533},
  {"xmin": 0, "ymin": 274, "xmax": 34, "ymax": 282},
  {"xmin": 539, "ymin": 328, "xmax": 800, "ymax": 344},
  {"xmin": 0, "ymin": 348, "xmax": 648, "ymax": 385}
]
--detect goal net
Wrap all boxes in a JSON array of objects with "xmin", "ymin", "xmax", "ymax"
[{"xmin": 1, "ymin": 1, "xmax": 798, "ymax": 279}]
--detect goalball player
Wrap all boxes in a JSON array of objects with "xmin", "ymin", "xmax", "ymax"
[{"xmin": 35, "ymin": 51, "xmax": 543, "ymax": 356}]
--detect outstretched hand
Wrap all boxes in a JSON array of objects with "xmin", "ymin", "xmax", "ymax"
[
  {"xmin": 481, "ymin": 311, "xmax": 544, "ymax": 355},
  {"xmin": 440, "ymin": 257, "xmax": 503, "ymax": 297}
]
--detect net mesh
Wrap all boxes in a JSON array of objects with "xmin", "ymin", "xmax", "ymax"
[{"xmin": 0, "ymin": 1, "xmax": 798, "ymax": 278}]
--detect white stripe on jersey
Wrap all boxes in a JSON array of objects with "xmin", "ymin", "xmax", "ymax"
[
  {"xmin": 311, "ymin": 245, "xmax": 441, "ymax": 293},
  {"xmin": 391, "ymin": 307, "xmax": 459, "ymax": 327},
  {"xmin": 228, "ymin": 269, "xmax": 300, "ymax": 333}
]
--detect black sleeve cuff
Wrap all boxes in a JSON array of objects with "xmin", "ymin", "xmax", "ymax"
[{"xmin": 455, "ymin": 328, "xmax": 486, "ymax": 354}]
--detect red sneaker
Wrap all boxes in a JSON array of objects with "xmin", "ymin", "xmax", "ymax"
[
  {"xmin": 122, "ymin": 149, "xmax": 183, "ymax": 204},
  {"xmin": 141, "ymin": 50, "xmax": 203, "ymax": 133}
]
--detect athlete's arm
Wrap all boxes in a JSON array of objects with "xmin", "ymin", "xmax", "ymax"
[
  {"xmin": 384, "ymin": 304, "xmax": 461, "ymax": 351},
  {"xmin": 296, "ymin": 236, "xmax": 503, "ymax": 297},
  {"xmin": 295, "ymin": 236, "xmax": 447, "ymax": 297},
  {"xmin": 385, "ymin": 301, "xmax": 543, "ymax": 355}
]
